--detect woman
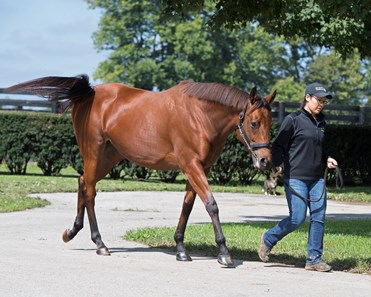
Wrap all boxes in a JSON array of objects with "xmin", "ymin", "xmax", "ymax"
[{"xmin": 258, "ymin": 82, "xmax": 338, "ymax": 272}]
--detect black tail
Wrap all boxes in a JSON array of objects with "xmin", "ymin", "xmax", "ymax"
[{"xmin": 5, "ymin": 74, "xmax": 95, "ymax": 110}]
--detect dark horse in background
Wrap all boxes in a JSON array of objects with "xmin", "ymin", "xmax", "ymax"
[{"xmin": 7, "ymin": 75, "xmax": 276, "ymax": 267}]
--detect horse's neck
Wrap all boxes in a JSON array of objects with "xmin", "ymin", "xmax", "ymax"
[{"xmin": 199, "ymin": 103, "xmax": 239, "ymax": 139}]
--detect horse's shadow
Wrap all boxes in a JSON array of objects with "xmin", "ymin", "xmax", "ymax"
[
  {"xmin": 73, "ymin": 246, "xmax": 245, "ymax": 268},
  {"xmin": 129, "ymin": 246, "xmax": 246, "ymax": 268},
  {"xmin": 73, "ymin": 245, "xmax": 371, "ymax": 272},
  {"xmin": 72, "ymin": 245, "xmax": 310, "ymax": 270}
]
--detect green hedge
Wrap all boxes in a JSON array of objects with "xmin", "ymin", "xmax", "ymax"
[
  {"xmin": 325, "ymin": 125, "xmax": 371, "ymax": 185},
  {"xmin": 0, "ymin": 112, "xmax": 76, "ymax": 175},
  {"xmin": 0, "ymin": 112, "xmax": 370, "ymax": 185}
]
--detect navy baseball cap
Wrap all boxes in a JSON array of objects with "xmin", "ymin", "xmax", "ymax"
[{"xmin": 305, "ymin": 82, "xmax": 332, "ymax": 99}]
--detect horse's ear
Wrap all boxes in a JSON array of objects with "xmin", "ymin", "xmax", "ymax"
[
  {"xmin": 265, "ymin": 90, "xmax": 277, "ymax": 104},
  {"xmin": 249, "ymin": 86, "xmax": 257, "ymax": 102}
]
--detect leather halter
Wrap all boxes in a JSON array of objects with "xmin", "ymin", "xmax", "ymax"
[{"xmin": 236, "ymin": 106, "xmax": 270, "ymax": 156}]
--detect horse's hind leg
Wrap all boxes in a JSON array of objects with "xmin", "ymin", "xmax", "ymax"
[
  {"xmin": 63, "ymin": 141, "xmax": 122, "ymax": 256},
  {"xmin": 174, "ymin": 181, "xmax": 196, "ymax": 261},
  {"xmin": 62, "ymin": 173, "xmax": 110, "ymax": 255},
  {"xmin": 84, "ymin": 179, "xmax": 110, "ymax": 256},
  {"xmin": 62, "ymin": 176, "xmax": 86, "ymax": 242},
  {"xmin": 83, "ymin": 147, "xmax": 122, "ymax": 256}
]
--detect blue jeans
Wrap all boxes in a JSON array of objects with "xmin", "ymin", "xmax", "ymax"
[{"xmin": 264, "ymin": 178, "xmax": 327, "ymax": 264}]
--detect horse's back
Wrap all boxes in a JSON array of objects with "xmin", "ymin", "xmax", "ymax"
[
  {"xmin": 72, "ymin": 82, "xmax": 188, "ymax": 169},
  {"xmin": 72, "ymin": 82, "xmax": 155, "ymax": 129},
  {"xmin": 94, "ymin": 82, "xmax": 151, "ymax": 104}
]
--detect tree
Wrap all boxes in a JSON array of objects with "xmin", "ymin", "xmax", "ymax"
[
  {"xmin": 162, "ymin": 0, "xmax": 371, "ymax": 58},
  {"xmin": 87, "ymin": 0, "xmax": 165, "ymax": 89},
  {"xmin": 270, "ymin": 77, "xmax": 304, "ymax": 103},
  {"xmin": 304, "ymin": 52, "xmax": 368, "ymax": 105},
  {"xmin": 86, "ymin": 0, "xmax": 369, "ymax": 106},
  {"xmin": 271, "ymin": 52, "xmax": 370, "ymax": 105},
  {"xmin": 86, "ymin": 0, "xmax": 296, "ymax": 93}
]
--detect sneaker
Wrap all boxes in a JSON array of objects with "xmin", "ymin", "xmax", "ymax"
[
  {"xmin": 258, "ymin": 232, "xmax": 271, "ymax": 262},
  {"xmin": 305, "ymin": 261, "xmax": 332, "ymax": 272}
]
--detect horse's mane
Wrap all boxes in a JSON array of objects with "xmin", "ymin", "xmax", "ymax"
[{"xmin": 179, "ymin": 80, "xmax": 269, "ymax": 111}]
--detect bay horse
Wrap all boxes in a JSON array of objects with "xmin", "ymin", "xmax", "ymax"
[{"xmin": 7, "ymin": 75, "xmax": 276, "ymax": 267}]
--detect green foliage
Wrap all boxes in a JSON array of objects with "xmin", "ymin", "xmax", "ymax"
[
  {"xmin": 271, "ymin": 52, "xmax": 370, "ymax": 106},
  {"xmin": 162, "ymin": 0, "xmax": 371, "ymax": 59},
  {"xmin": 227, "ymin": 25, "xmax": 289, "ymax": 93},
  {"xmin": 33, "ymin": 115, "xmax": 76, "ymax": 176},
  {"xmin": 86, "ymin": 0, "xmax": 294, "ymax": 93},
  {"xmin": 271, "ymin": 77, "xmax": 304, "ymax": 103},
  {"xmin": 3, "ymin": 136, "xmax": 31, "ymax": 174},
  {"xmin": 0, "ymin": 112, "xmax": 75, "ymax": 176},
  {"xmin": 69, "ymin": 144, "xmax": 84, "ymax": 175},
  {"xmin": 210, "ymin": 135, "xmax": 237, "ymax": 184},
  {"xmin": 109, "ymin": 161, "xmax": 180, "ymax": 183},
  {"xmin": 210, "ymin": 134, "xmax": 259, "ymax": 185},
  {"xmin": 108, "ymin": 160, "xmax": 129, "ymax": 180},
  {"xmin": 0, "ymin": 113, "xmax": 39, "ymax": 174},
  {"xmin": 125, "ymin": 163, "xmax": 153, "ymax": 180},
  {"xmin": 157, "ymin": 170, "xmax": 180, "ymax": 183},
  {"xmin": 86, "ymin": 0, "xmax": 370, "ymax": 105},
  {"xmin": 304, "ymin": 52, "xmax": 366, "ymax": 105},
  {"xmin": 88, "ymin": 0, "xmax": 167, "ymax": 88}
]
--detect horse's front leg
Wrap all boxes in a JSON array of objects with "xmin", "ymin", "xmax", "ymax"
[
  {"xmin": 62, "ymin": 176, "xmax": 86, "ymax": 242},
  {"xmin": 204, "ymin": 192, "xmax": 234, "ymax": 267},
  {"xmin": 174, "ymin": 181, "xmax": 196, "ymax": 261},
  {"xmin": 184, "ymin": 163, "xmax": 234, "ymax": 267}
]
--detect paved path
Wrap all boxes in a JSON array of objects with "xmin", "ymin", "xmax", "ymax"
[{"xmin": 0, "ymin": 191, "xmax": 370, "ymax": 297}]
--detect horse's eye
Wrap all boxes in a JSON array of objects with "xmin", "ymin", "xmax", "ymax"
[{"xmin": 250, "ymin": 121, "xmax": 260, "ymax": 129}]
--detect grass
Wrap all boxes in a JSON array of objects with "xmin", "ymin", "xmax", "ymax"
[
  {"xmin": 1, "ymin": 163, "xmax": 371, "ymax": 213},
  {"xmin": 124, "ymin": 220, "xmax": 371, "ymax": 274}
]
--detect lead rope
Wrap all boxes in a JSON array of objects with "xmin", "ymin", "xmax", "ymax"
[{"xmin": 284, "ymin": 166, "xmax": 343, "ymax": 203}]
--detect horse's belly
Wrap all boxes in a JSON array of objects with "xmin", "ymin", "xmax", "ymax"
[
  {"xmin": 111, "ymin": 137, "xmax": 179, "ymax": 170},
  {"xmin": 125, "ymin": 152, "xmax": 179, "ymax": 170}
]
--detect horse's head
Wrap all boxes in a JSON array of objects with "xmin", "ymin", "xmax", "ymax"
[{"xmin": 235, "ymin": 87, "xmax": 276, "ymax": 171}]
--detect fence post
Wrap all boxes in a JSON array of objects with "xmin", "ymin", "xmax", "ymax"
[
  {"xmin": 278, "ymin": 102, "xmax": 285, "ymax": 123},
  {"xmin": 359, "ymin": 106, "xmax": 365, "ymax": 125},
  {"xmin": 51, "ymin": 102, "xmax": 57, "ymax": 113},
  {"xmin": 51, "ymin": 102, "xmax": 64, "ymax": 113}
]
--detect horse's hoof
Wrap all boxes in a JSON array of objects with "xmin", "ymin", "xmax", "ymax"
[
  {"xmin": 96, "ymin": 247, "xmax": 111, "ymax": 256},
  {"xmin": 217, "ymin": 254, "xmax": 234, "ymax": 268},
  {"xmin": 62, "ymin": 229, "xmax": 71, "ymax": 243},
  {"xmin": 176, "ymin": 251, "xmax": 192, "ymax": 261}
]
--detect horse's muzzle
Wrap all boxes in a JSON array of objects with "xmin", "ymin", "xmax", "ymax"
[
  {"xmin": 252, "ymin": 153, "xmax": 272, "ymax": 171},
  {"xmin": 258, "ymin": 157, "xmax": 272, "ymax": 171}
]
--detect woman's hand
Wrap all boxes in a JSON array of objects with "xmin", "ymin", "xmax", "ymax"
[
  {"xmin": 272, "ymin": 166, "xmax": 282, "ymax": 176},
  {"xmin": 327, "ymin": 157, "xmax": 338, "ymax": 169}
]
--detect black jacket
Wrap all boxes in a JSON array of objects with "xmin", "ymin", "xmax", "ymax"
[{"xmin": 272, "ymin": 108, "xmax": 328, "ymax": 180}]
